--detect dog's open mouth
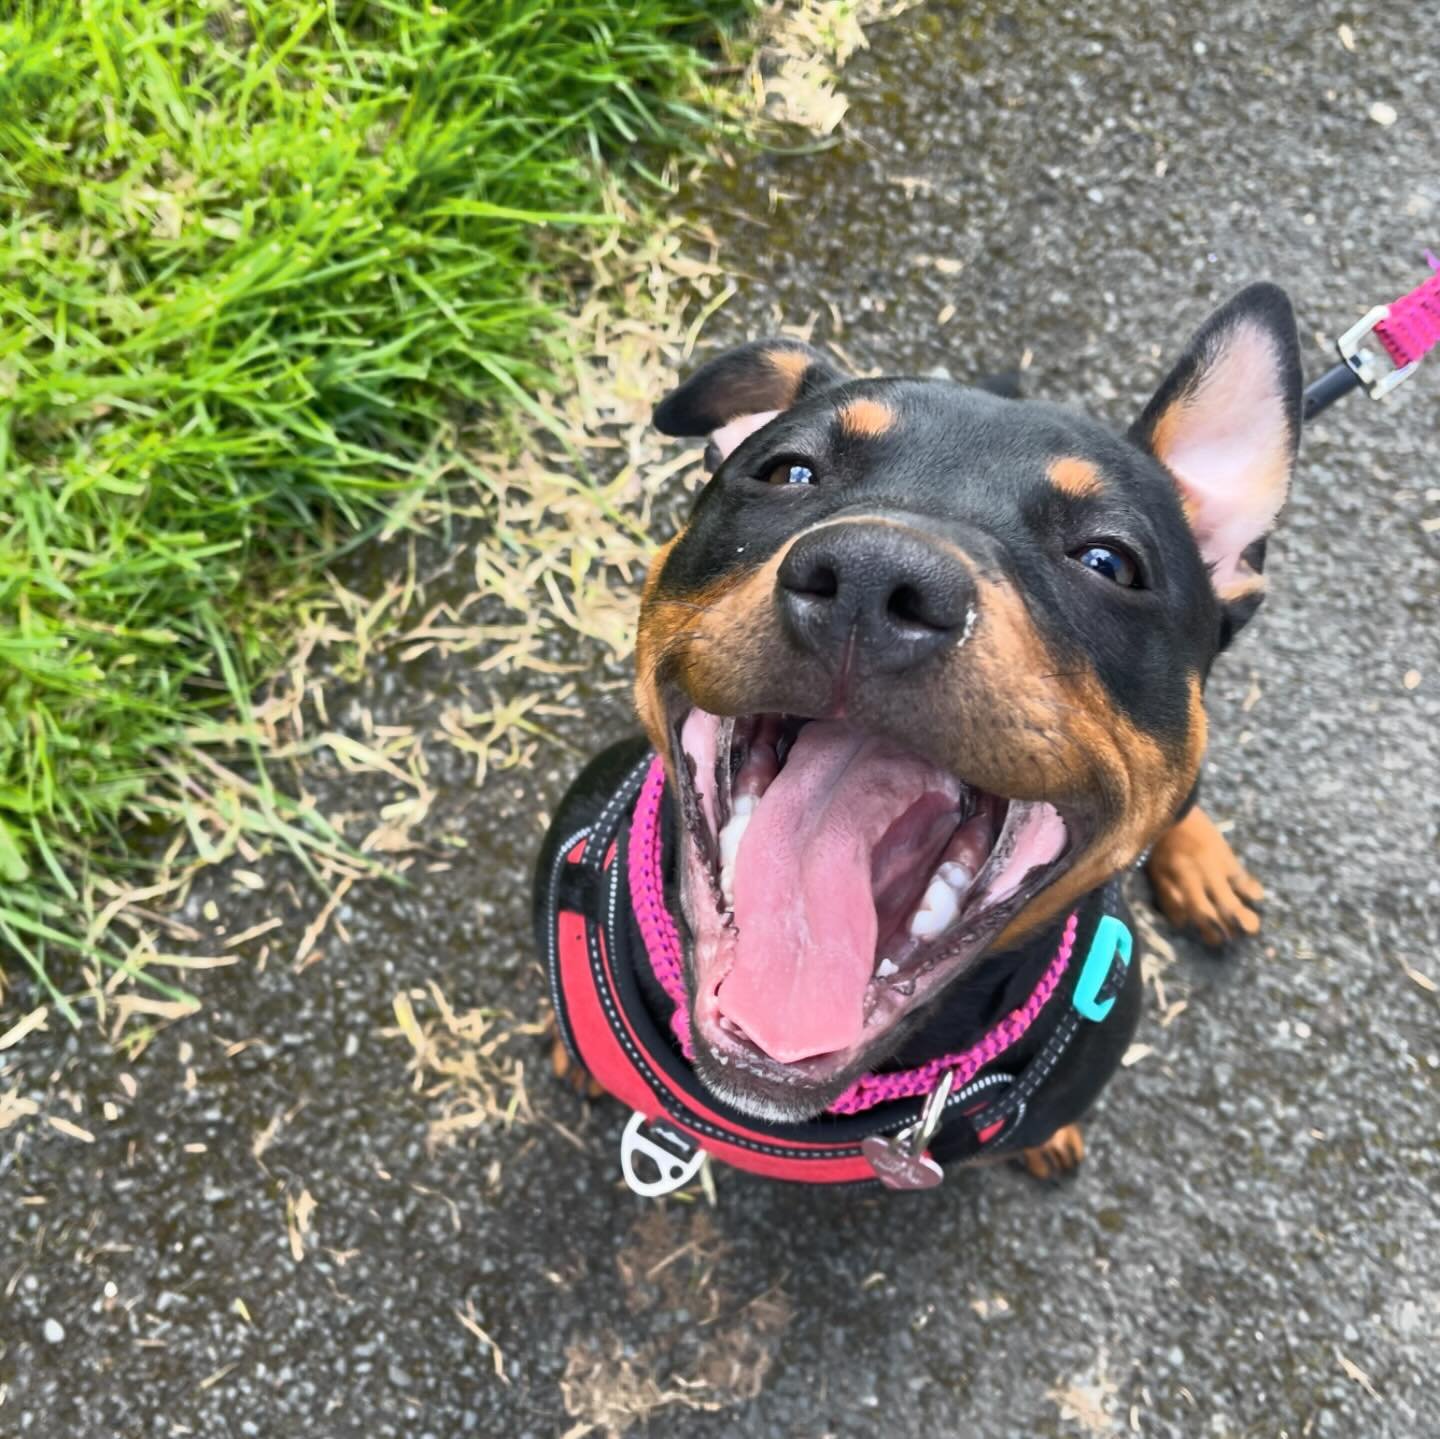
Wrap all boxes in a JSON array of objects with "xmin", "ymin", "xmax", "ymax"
[{"xmin": 673, "ymin": 706, "xmax": 1082, "ymax": 1112}]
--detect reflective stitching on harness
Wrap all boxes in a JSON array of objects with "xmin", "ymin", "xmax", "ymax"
[
  {"xmin": 582, "ymin": 757, "xmax": 651, "ymax": 877},
  {"xmin": 948, "ymin": 1071, "xmax": 1028, "ymax": 1146},
  {"xmin": 544, "ymin": 825, "xmax": 592, "ymax": 1061},
  {"xmin": 981, "ymin": 1013, "xmax": 1079, "ymax": 1128},
  {"xmin": 975, "ymin": 893, "xmax": 1129, "ymax": 1129}
]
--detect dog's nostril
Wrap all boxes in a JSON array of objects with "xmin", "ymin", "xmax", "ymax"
[
  {"xmin": 886, "ymin": 583, "xmax": 933, "ymax": 629},
  {"xmin": 786, "ymin": 560, "xmax": 838, "ymax": 600},
  {"xmin": 776, "ymin": 522, "xmax": 974, "ymax": 671}
]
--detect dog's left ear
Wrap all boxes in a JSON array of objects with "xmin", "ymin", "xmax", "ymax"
[
  {"xmin": 1131, "ymin": 283, "xmax": 1302, "ymax": 643},
  {"xmin": 654, "ymin": 338, "xmax": 846, "ymax": 471}
]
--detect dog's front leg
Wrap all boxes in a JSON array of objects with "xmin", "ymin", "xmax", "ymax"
[{"xmin": 1146, "ymin": 805, "xmax": 1264, "ymax": 946}]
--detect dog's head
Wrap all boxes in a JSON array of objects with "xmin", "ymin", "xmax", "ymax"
[{"xmin": 637, "ymin": 285, "xmax": 1302, "ymax": 1121}]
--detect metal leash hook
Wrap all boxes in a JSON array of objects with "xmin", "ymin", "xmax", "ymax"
[
  {"xmin": 861, "ymin": 1069, "xmax": 955, "ymax": 1191},
  {"xmin": 1303, "ymin": 252, "xmax": 1439, "ymax": 420}
]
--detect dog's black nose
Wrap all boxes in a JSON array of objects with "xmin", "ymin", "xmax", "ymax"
[{"xmin": 776, "ymin": 522, "xmax": 975, "ymax": 673}]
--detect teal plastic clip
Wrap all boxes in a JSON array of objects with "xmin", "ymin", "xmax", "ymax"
[{"xmin": 1072, "ymin": 915, "xmax": 1133, "ymax": 1022}]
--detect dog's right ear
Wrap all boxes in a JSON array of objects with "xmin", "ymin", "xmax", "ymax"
[{"xmin": 653, "ymin": 339, "xmax": 846, "ymax": 471}]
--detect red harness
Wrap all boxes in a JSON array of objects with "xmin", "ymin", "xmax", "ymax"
[{"xmin": 545, "ymin": 754, "xmax": 1130, "ymax": 1189}]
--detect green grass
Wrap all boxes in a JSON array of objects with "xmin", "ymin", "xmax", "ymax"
[{"xmin": 0, "ymin": 0, "xmax": 749, "ymax": 1014}]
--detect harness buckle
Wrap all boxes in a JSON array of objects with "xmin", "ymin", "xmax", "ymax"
[
  {"xmin": 620, "ymin": 1111, "xmax": 706, "ymax": 1198},
  {"xmin": 1072, "ymin": 915, "xmax": 1133, "ymax": 1022},
  {"xmin": 1337, "ymin": 305, "xmax": 1420, "ymax": 400}
]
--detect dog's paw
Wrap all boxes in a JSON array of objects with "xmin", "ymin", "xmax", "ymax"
[
  {"xmin": 1019, "ymin": 1123, "xmax": 1085, "ymax": 1181},
  {"xmin": 1146, "ymin": 805, "xmax": 1264, "ymax": 947},
  {"xmin": 550, "ymin": 1033, "xmax": 606, "ymax": 1100}
]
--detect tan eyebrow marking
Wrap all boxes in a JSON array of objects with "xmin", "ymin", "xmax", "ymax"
[
  {"xmin": 1047, "ymin": 456, "xmax": 1104, "ymax": 499},
  {"xmin": 838, "ymin": 397, "xmax": 896, "ymax": 438}
]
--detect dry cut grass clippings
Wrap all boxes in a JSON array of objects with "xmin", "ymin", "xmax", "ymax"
[
  {"xmin": 559, "ymin": 1207, "xmax": 792, "ymax": 1436},
  {"xmin": 746, "ymin": 0, "xmax": 928, "ymax": 135},
  {"xmin": 387, "ymin": 984, "xmax": 551, "ymax": 1152}
]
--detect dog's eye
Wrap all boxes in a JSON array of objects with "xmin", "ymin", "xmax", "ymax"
[
  {"xmin": 764, "ymin": 460, "xmax": 815, "ymax": 486},
  {"xmin": 1071, "ymin": 543, "xmax": 1141, "ymax": 588}
]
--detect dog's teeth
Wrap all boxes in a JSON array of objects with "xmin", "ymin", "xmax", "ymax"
[
  {"xmin": 908, "ymin": 909, "xmax": 946, "ymax": 940},
  {"xmin": 718, "ymin": 809, "xmax": 751, "ymax": 907},
  {"xmin": 733, "ymin": 793, "xmax": 757, "ymax": 817},
  {"xmin": 937, "ymin": 860, "xmax": 974, "ymax": 890},
  {"xmin": 909, "ymin": 876, "xmax": 960, "ymax": 938},
  {"xmin": 719, "ymin": 811, "xmax": 750, "ymax": 867},
  {"xmin": 876, "ymin": 957, "xmax": 899, "ymax": 979},
  {"xmin": 720, "ymin": 859, "xmax": 736, "ymax": 908},
  {"xmin": 941, "ymin": 813, "xmax": 995, "ymax": 877}
]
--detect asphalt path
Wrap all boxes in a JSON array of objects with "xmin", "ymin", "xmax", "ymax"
[{"xmin": 3, "ymin": 2, "xmax": 1436, "ymax": 1435}]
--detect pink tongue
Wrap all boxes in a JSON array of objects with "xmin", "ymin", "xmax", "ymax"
[{"xmin": 720, "ymin": 721, "xmax": 958, "ymax": 1063}]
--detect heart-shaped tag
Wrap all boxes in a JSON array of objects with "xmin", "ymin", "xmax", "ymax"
[{"xmin": 861, "ymin": 1134, "xmax": 944, "ymax": 1190}]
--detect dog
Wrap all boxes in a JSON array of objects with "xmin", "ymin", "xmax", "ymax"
[{"xmin": 534, "ymin": 284, "xmax": 1300, "ymax": 1190}]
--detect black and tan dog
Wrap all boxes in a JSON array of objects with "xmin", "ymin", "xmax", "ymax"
[{"xmin": 536, "ymin": 285, "xmax": 1299, "ymax": 1185}]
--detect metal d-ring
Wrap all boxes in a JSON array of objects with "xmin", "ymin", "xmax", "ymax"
[{"xmin": 906, "ymin": 1068, "xmax": 956, "ymax": 1157}]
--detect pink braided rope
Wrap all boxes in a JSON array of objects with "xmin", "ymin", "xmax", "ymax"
[
  {"xmin": 628, "ymin": 757, "xmax": 694, "ymax": 1054},
  {"xmin": 828, "ymin": 911, "xmax": 1078, "ymax": 1114},
  {"xmin": 626, "ymin": 755, "xmax": 1078, "ymax": 1117},
  {"xmin": 1375, "ymin": 268, "xmax": 1440, "ymax": 369}
]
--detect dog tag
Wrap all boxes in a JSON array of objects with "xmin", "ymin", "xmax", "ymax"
[
  {"xmin": 620, "ymin": 1111, "xmax": 706, "ymax": 1198},
  {"xmin": 863, "ymin": 1070, "xmax": 954, "ymax": 1191},
  {"xmin": 861, "ymin": 1134, "xmax": 945, "ymax": 1190}
]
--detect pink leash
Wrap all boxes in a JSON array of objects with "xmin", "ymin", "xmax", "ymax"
[
  {"xmin": 1375, "ymin": 254, "xmax": 1440, "ymax": 370},
  {"xmin": 1305, "ymin": 254, "xmax": 1440, "ymax": 418},
  {"xmin": 626, "ymin": 755, "xmax": 1078, "ymax": 1118}
]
